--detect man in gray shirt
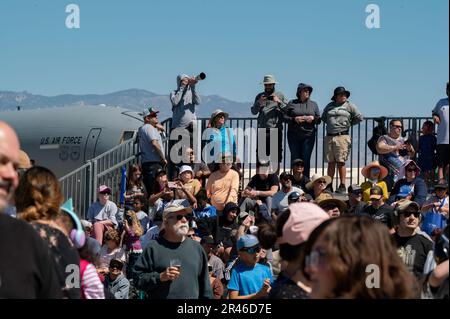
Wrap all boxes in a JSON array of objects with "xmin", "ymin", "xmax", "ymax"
[
  {"xmin": 432, "ymin": 82, "xmax": 449, "ymax": 184},
  {"xmin": 138, "ymin": 107, "xmax": 167, "ymax": 194}
]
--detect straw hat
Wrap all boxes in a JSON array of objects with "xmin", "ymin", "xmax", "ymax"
[
  {"xmin": 305, "ymin": 174, "xmax": 332, "ymax": 190},
  {"xmin": 361, "ymin": 161, "xmax": 388, "ymax": 180}
]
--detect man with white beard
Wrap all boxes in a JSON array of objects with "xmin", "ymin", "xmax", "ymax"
[{"xmin": 134, "ymin": 203, "xmax": 212, "ymax": 299}]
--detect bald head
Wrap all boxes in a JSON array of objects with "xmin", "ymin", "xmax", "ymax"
[{"xmin": 0, "ymin": 121, "xmax": 20, "ymax": 213}]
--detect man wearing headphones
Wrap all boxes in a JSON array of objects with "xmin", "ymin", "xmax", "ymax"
[{"xmin": 392, "ymin": 200, "xmax": 434, "ymax": 282}]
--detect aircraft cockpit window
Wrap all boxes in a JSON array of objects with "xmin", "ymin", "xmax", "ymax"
[{"xmin": 120, "ymin": 131, "xmax": 135, "ymax": 143}]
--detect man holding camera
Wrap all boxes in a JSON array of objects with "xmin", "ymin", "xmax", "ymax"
[
  {"xmin": 169, "ymin": 74, "xmax": 202, "ymax": 178},
  {"xmin": 251, "ymin": 75, "xmax": 288, "ymax": 170},
  {"xmin": 376, "ymin": 119, "xmax": 415, "ymax": 190}
]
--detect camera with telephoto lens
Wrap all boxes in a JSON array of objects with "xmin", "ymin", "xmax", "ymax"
[{"xmin": 195, "ymin": 72, "xmax": 206, "ymax": 81}]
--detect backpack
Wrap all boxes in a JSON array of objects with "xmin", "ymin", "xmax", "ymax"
[{"xmin": 368, "ymin": 135, "xmax": 380, "ymax": 155}]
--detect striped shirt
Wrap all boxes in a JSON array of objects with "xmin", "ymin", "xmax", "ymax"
[{"xmin": 82, "ymin": 263, "xmax": 105, "ymax": 299}]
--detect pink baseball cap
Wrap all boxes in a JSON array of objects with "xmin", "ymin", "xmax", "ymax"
[
  {"xmin": 277, "ymin": 202, "xmax": 330, "ymax": 246},
  {"xmin": 98, "ymin": 185, "xmax": 111, "ymax": 194}
]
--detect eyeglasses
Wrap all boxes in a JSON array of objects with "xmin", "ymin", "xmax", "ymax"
[
  {"xmin": 240, "ymin": 245, "xmax": 261, "ymax": 254},
  {"xmin": 400, "ymin": 211, "xmax": 420, "ymax": 218},
  {"xmin": 305, "ymin": 249, "xmax": 327, "ymax": 268},
  {"xmin": 169, "ymin": 214, "xmax": 193, "ymax": 221},
  {"xmin": 391, "ymin": 125, "xmax": 403, "ymax": 129}
]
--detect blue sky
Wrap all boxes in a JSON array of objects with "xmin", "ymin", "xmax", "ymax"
[{"xmin": 0, "ymin": 0, "xmax": 448, "ymax": 116}]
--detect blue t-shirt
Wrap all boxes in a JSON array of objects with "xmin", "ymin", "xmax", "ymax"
[{"xmin": 227, "ymin": 262, "xmax": 273, "ymax": 296}]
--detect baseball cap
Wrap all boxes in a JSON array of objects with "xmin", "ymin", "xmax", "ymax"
[
  {"xmin": 237, "ymin": 234, "xmax": 259, "ymax": 251},
  {"xmin": 162, "ymin": 203, "xmax": 193, "ymax": 219},
  {"xmin": 369, "ymin": 186, "xmax": 384, "ymax": 200},
  {"xmin": 348, "ymin": 184, "xmax": 362, "ymax": 193},
  {"xmin": 396, "ymin": 200, "xmax": 420, "ymax": 212},
  {"xmin": 179, "ymin": 165, "xmax": 193, "ymax": 176},
  {"xmin": 292, "ymin": 159, "xmax": 305, "ymax": 166},
  {"xmin": 98, "ymin": 185, "xmax": 111, "ymax": 194},
  {"xmin": 278, "ymin": 202, "xmax": 329, "ymax": 246},
  {"xmin": 140, "ymin": 107, "xmax": 159, "ymax": 118}
]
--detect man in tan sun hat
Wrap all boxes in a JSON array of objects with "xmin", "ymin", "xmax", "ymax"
[
  {"xmin": 305, "ymin": 174, "xmax": 333, "ymax": 202},
  {"xmin": 251, "ymin": 75, "xmax": 288, "ymax": 171},
  {"xmin": 360, "ymin": 161, "xmax": 389, "ymax": 203}
]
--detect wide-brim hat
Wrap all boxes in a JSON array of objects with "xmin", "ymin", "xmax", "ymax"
[
  {"xmin": 400, "ymin": 159, "xmax": 421, "ymax": 177},
  {"xmin": 317, "ymin": 198, "xmax": 347, "ymax": 213},
  {"xmin": 210, "ymin": 109, "xmax": 229, "ymax": 124},
  {"xmin": 331, "ymin": 86, "xmax": 350, "ymax": 101},
  {"xmin": 305, "ymin": 174, "xmax": 332, "ymax": 190},
  {"xmin": 179, "ymin": 165, "xmax": 193, "ymax": 176},
  {"xmin": 361, "ymin": 161, "xmax": 388, "ymax": 180},
  {"xmin": 139, "ymin": 107, "xmax": 159, "ymax": 118},
  {"xmin": 18, "ymin": 150, "xmax": 32, "ymax": 169},
  {"xmin": 162, "ymin": 203, "xmax": 193, "ymax": 219},
  {"xmin": 261, "ymin": 75, "xmax": 277, "ymax": 85}
]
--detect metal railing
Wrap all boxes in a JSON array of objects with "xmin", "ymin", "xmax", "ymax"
[{"xmin": 60, "ymin": 116, "xmax": 431, "ymax": 217}]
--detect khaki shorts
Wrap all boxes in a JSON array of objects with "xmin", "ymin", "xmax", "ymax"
[{"xmin": 325, "ymin": 134, "xmax": 351, "ymax": 163}]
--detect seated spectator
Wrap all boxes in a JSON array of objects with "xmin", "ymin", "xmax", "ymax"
[
  {"xmin": 393, "ymin": 200, "xmax": 434, "ymax": 282},
  {"xmin": 140, "ymin": 210, "xmax": 163, "ymax": 249},
  {"xmin": 317, "ymin": 198, "xmax": 346, "ymax": 218},
  {"xmin": 124, "ymin": 164, "xmax": 146, "ymax": 211},
  {"xmin": 291, "ymin": 159, "xmax": 310, "ymax": 191},
  {"xmin": 104, "ymin": 259, "xmax": 130, "ymax": 299},
  {"xmin": 305, "ymin": 174, "xmax": 333, "ymax": 202},
  {"xmin": 78, "ymin": 234, "xmax": 105, "ymax": 299},
  {"xmin": 302, "ymin": 216, "xmax": 419, "ymax": 298},
  {"xmin": 360, "ymin": 186, "xmax": 395, "ymax": 230},
  {"xmin": 345, "ymin": 184, "xmax": 365, "ymax": 215},
  {"xmin": 180, "ymin": 147, "xmax": 211, "ymax": 187},
  {"xmin": 123, "ymin": 210, "xmax": 144, "ymax": 280},
  {"xmin": 376, "ymin": 119, "xmax": 415, "ymax": 189},
  {"xmin": 132, "ymin": 195, "xmax": 149, "ymax": 234},
  {"xmin": 87, "ymin": 185, "xmax": 118, "ymax": 245},
  {"xmin": 228, "ymin": 235, "xmax": 273, "ymax": 299},
  {"xmin": 417, "ymin": 120, "xmax": 437, "ymax": 187},
  {"xmin": 240, "ymin": 161, "xmax": 279, "ymax": 214},
  {"xmin": 97, "ymin": 229, "xmax": 126, "ymax": 276},
  {"xmin": 194, "ymin": 189, "xmax": 217, "ymax": 219},
  {"xmin": 360, "ymin": 161, "xmax": 389, "ymax": 203},
  {"xmin": 201, "ymin": 236, "xmax": 225, "ymax": 282},
  {"xmin": 208, "ymin": 263, "xmax": 224, "ymax": 299},
  {"xmin": 421, "ymin": 183, "xmax": 449, "ymax": 236},
  {"xmin": 206, "ymin": 153, "xmax": 240, "ymax": 212},
  {"xmin": 271, "ymin": 172, "xmax": 304, "ymax": 218},
  {"xmin": 148, "ymin": 169, "xmax": 177, "ymax": 219},
  {"xmin": 174, "ymin": 165, "xmax": 201, "ymax": 207},
  {"xmin": 388, "ymin": 160, "xmax": 427, "ymax": 207}
]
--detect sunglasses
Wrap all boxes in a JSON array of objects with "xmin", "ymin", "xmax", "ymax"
[
  {"xmin": 391, "ymin": 125, "xmax": 403, "ymax": 129},
  {"xmin": 317, "ymin": 180, "xmax": 327, "ymax": 184},
  {"xmin": 352, "ymin": 190, "xmax": 362, "ymax": 196},
  {"xmin": 305, "ymin": 249, "xmax": 327, "ymax": 268},
  {"xmin": 240, "ymin": 245, "xmax": 261, "ymax": 254},
  {"xmin": 400, "ymin": 211, "xmax": 420, "ymax": 218},
  {"xmin": 169, "ymin": 214, "xmax": 193, "ymax": 221},
  {"xmin": 109, "ymin": 266, "xmax": 122, "ymax": 271},
  {"xmin": 406, "ymin": 168, "xmax": 416, "ymax": 172}
]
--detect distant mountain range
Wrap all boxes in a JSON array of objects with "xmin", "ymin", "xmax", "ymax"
[{"xmin": 0, "ymin": 89, "xmax": 253, "ymax": 120}]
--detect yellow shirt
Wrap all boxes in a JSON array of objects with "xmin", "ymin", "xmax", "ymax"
[{"xmin": 361, "ymin": 181, "xmax": 389, "ymax": 203}]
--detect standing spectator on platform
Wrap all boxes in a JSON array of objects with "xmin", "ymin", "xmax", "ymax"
[
  {"xmin": 291, "ymin": 159, "xmax": 310, "ymax": 191},
  {"xmin": 251, "ymin": 75, "xmax": 288, "ymax": 169},
  {"xmin": 15, "ymin": 166, "xmax": 81, "ymax": 299},
  {"xmin": 228, "ymin": 235, "xmax": 273, "ymax": 299},
  {"xmin": 138, "ymin": 107, "xmax": 167, "ymax": 193},
  {"xmin": 271, "ymin": 172, "xmax": 303, "ymax": 218},
  {"xmin": 360, "ymin": 186, "xmax": 395, "ymax": 230},
  {"xmin": 124, "ymin": 164, "xmax": 146, "ymax": 211},
  {"xmin": 134, "ymin": 203, "xmax": 213, "ymax": 299},
  {"xmin": 206, "ymin": 154, "xmax": 240, "ymax": 212},
  {"xmin": 393, "ymin": 200, "xmax": 434, "ymax": 282},
  {"xmin": 285, "ymin": 83, "xmax": 321, "ymax": 178},
  {"xmin": 322, "ymin": 86, "xmax": 363, "ymax": 193},
  {"xmin": 376, "ymin": 119, "xmax": 415, "ymax": 189},
  {"xmin": 240, "ymin": 161, "xmax": 279, "ymax": 214},
  {"xmin": 87, "ymin": 185, "xmax": 118, "ymax": 245},
  {"xmin": 0, "ymin": 121, "xmax": 61, "ymax": 298},
  {"xmin": 305, "ymin": 174, "xmax": 333, "ymax": 202},
  {"xmin": 389, "ymin": 160, "xmax": 427, "ymax": 207},
  {"xmin": 258, "ymin": 202, "xmax": 329, "ymax": 299},
  {"xmin": 417, "ymin": 121, "xmax": 437, "ymax": 187},
  {"xmin": 104, "ymin": 259, "xmax": 130, "ymax": 299},
  {"xmin": 360, "ymin": 161, "xmax": 389, "ymax": 203},
  {"xmin": 206, "ymin": 109, "xmax": 237, "ymax": 165},
  {"xmin": 303, "ymin": 216, "xmax": 419, "ymax": 298},
  {"xmin": 345, "ymin": 184, "xmax": 365, "ymax": 215},
  {"xmin": 432, "ymin": 82, "xmax": 449, "ymax": 184}
]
